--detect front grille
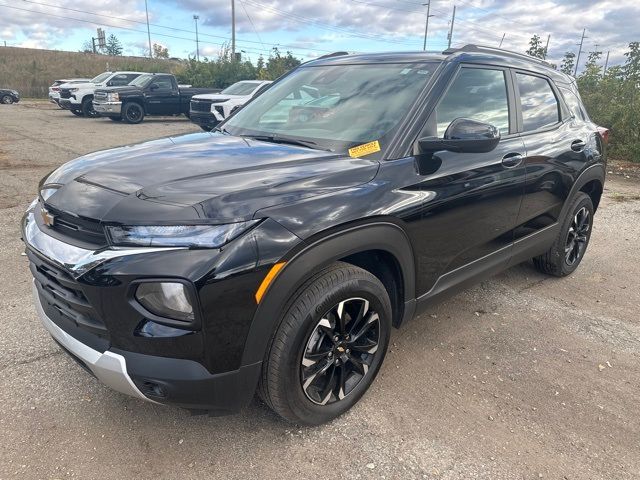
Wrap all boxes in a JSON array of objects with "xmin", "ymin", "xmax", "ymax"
[
  {"xmin": 59, "ymin": 89, "xmax": 72, "ymax": 99},
  {"xmin": 27, "ymin": 249, "xmax": 108, "ymax": 338},
  {"xmin": 190, "ymin": 99, "xmax": 212, "ymax": 112},
  {"xmin": 94, "ymin": 91, "xmax": 108, "ymax": 101},
  {"xmin": 43, "ymin": 203, "xmax": 107, "ymax": 246}
]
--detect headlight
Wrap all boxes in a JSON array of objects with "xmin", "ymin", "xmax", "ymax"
[
  {"xmin": 135, "ymin": 282, "xmax": 194, "ymax": 322},
  {"xmin": 107, "ymin": 92, "xmax": 119, "ymax": 102},
  {"xmin": 40, "ymin": 186, "xmax": 59, "ymax": 202},
  {"xmin": 69, "ymin": 88, "xmax": 79, "ymax": 92},
  {"xmin": 105, "ymin": 220, "xmax": 259, "ymax": 248}
]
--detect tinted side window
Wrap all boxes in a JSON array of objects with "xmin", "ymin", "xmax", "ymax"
[
  {"xmin": 434, "ymin": 68, "xmax": 510, "ymax": 137},
  {"xmin": 110, "ymin": 74, "xmax": 131, "ymax": 86},
  {"xmin": 516, "ymin": 74, "xmax": 560, "ymax": 131},
  {"xmin": 124, "ymin": 74, "xmax": 141, "ymax": 84}
]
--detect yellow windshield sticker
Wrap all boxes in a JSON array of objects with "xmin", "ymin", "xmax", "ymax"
[{"xmin": 348, "ymin": 140, "xmax": 381, "ymax": 158}]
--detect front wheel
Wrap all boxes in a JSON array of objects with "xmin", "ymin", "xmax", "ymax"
[
  {"xmin": 122, "ymin": 102, "xmax": 144, "ymax": 124},
  {"xmin": 81, "ymin": 98, "xmax": 97, "ymax": 117},
  {"xmin": 533, "ymin": 192, "xmax": 594, "ymax": 276},
  {"xmin": 70, "ymin": 109, "xmax": 83, "ymax": 116},
  {"xmin": 1, "ymin": 95, "xmax": 14, "ymax": 104},
  {"xmin": 259, "ymin": 262, "xmax": 391, "ymax": 425}
]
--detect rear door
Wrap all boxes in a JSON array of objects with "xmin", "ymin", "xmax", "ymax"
[
  {"xmin": 145, "ymin": 75, "xmax": 180, "ymax": 114},
  {"xmin": 511, "ymin": 71, "xmax": 591, "ymax": 249},
  {"xmin": 412, "ymin": 65, "xmax": 527, "ymax": 296}
]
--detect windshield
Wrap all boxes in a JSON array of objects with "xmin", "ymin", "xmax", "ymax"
[
  {"xmin": 91, "ymin": 72, "xmax": 111, "ymax": 83},
  {"xmin": 129, "ymin": 74, "xmax": 153, "ymax": 88},
  {"xmin": 224, "ymin": 62, "xmax": 439, "ymax": 153},
  {"xmin": 222, "ymin": 81, "xmax": 262, "ymax": 96}
]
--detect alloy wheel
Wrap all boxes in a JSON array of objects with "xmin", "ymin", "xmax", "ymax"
[
  {"xmin": 301, "ymin": 297, "xmax": 380, "ymax": 405},
  {"xmin": 565, "ymin": 206, "xmax": 590, "ymax": 266}
]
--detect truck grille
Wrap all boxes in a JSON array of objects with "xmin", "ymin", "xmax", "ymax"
[
  {"xmin": 190, "ymin": 99, "xmax": 212, "ymax": 113},
  {"xmin": 94, "ymin": 91, "xmax": 108, "ymax": 101},
  {"xmin": 59, "ymin": 89, "xmax": 72, "ymax": 99},
  {"xmin": 27, "ymin": 249, "xmax": 109, "ymax": 338}
]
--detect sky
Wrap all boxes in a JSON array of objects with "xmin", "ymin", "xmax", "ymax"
[{"xmin": 0, "ymin": 0, "xmax": 637, "ymax": 73}]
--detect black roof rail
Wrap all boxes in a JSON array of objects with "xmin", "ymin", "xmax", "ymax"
[
  {"xmin": 316, "ymin": 51, "xmax": 350, "ymax": 60},
  {"xmin": 443, "ymin": 44, "xmax": 554, "ymax": 68}
]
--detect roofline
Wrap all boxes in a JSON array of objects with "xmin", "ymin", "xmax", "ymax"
[{"xmin": 443, "ymin": 44, "xmax": 554, "ymax": 69}]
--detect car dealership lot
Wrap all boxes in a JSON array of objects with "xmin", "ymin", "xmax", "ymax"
[{"xmin": 1, "ymin": 102, "xmax": 639, "ymax": 479}]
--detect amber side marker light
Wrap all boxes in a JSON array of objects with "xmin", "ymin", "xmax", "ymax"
[{"xmin": 255, "ymin": 261, "xmax": 286, "ymax": 304}]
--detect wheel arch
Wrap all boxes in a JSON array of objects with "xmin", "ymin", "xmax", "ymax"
[
  {"xmin": 240, "ymin": 221, "xmax": 416, "ymax": 366},
  {"xmin": 561, "ymin": 164, "xmax": 605, "ymax": 219}
]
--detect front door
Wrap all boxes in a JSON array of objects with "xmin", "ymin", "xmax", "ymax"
[
  {"xmin": 411, "ymin": 65, "xmax": 527, "ymax": 297},
  {"xmin": 145, "ymin": 75, "xmax": 179, "ymax": 115}
]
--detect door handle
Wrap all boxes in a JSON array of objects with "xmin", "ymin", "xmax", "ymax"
[
  {"xmin": 501, "ymin": 153, "xmax": 523, "ymax": 168},
  {"xmin": 571, "ymin": 140, "xmax": 586, "ymax": 152}
]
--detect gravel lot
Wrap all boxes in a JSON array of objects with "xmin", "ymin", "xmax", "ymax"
[{"xmin": 1, "ymin": 102, "xmax": 640, "ymax": 480}]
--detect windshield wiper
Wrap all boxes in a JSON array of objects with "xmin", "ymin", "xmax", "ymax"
[
  {"xmin": 213, "ymin": 126, "xmax": 231, "ymax": 135},
  {"xmin": 243, "ymin": 135, "xmax": 331, "ymax": 152}
]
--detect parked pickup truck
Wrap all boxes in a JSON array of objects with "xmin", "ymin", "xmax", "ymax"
[
  {"xmin": 93, "ymin": 73, "xmax": 220, "ymax": 124},
  {"xmin": 59, "ymin": 72, "xmax": 146, "ymax": 117}
]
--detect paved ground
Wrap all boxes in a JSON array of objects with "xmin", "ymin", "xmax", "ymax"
[{"xmin": 1, "ymin": 102, "xmax": 639, "ymax": 480}]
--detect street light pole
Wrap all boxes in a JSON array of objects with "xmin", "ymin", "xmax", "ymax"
[
  {"xmin": 144, "ymin": 0, "xmax": 152, "ymax": 58},
  {"xmin": 193, "ymin": 15, "xmax": 200, "ymax": 62},
  {"xmin": 231, "ymin": 0, "xmax": 236, "ymax": 59},
  {"xmin": 422, "ymin": 2, "xmax": 433, "ymax": 51}
]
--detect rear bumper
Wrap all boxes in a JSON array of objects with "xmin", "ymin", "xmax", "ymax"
[{"xmin": 93, "ymin": 101, "xmax": 122, "ymax": 116}]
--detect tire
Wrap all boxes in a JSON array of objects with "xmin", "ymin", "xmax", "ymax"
[
  {"xmin": 259, "ymin": 262, "xmax": 392, "ymax": 425},
  {"xmin": 81, "ymin": 98, "xmax": 97, "ymax": 117},
  {"xmin": 122, "ymin": 102, "xmax": 144, "ymax": 124},
  {"xmin": 200, "ymin": 125, "xmax": 213, "ymax": 132},
  {"xmin": 109, "ymin": 116, "xmax": 123, "ymax": 122},
  {"xmin": 1, "ymin": 95, "xmax": 14, "ymax": 104},
  {"xmin": 70, "ymin": 109, "xmax": 83, "ymax": 117},
  {"xmin": 533, "ymin": 192, "xmax": 594, "ymax": 277}
]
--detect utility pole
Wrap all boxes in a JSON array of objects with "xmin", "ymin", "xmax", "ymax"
[
  {"xmin": 574, "ymin": 28, "xmax": 587, "ymax": 76},
  {"xmin": 422, "ymin": 2, "xmax": 434, "ymax": 51},
  {"xmin": 193, "ymin": 15, "xmax": 200, "ymax": 61},
  {"xmin": 447, "ymin": 5, "xmax": 456, "ymax": 49},
  {"xmin": 603, "ymin": 50, "xmax": 610, "ymax": 75},
  {"xmin": 543, "ymin": 34, "xmax": 550, "ymax": 59},
  {"xmin": 144, "ymin": 0, "xmax": 152, "ymax": 58},
  {"xmin": 231, "ymin": 0, "xmax": 236, "ymax": 59},
  {"xmin": 499, "ymin": 33, "xmax": 505, "ymax": 48}
]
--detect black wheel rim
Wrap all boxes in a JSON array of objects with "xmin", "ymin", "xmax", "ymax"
[
  {"xmin": 127, "ymin": 106, "xmax": 141, "ymax": 121},
  {"xmin": 565, "ymin": 206, "xmax": 590, "ymax": 266},
  {"xmin": 300, "ymin": 297, "xmax": 380, "ymax": 406}
]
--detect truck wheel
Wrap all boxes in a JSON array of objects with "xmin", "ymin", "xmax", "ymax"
[
  {"xmin": 1, "ymin": 95, "xmax": 14, "ymax": 104},
  {"xmin": 123, "ymin": 102, "xmax": 144, "ymax": 124},
  {"xmin": 259, "ymin": 262, "xmax": 391, "ymax": 425},
  {"xmin": 533, "ymin": 192, "xmax": 594, "ymax": 277},
  {"xmin": 81, "ymin": 98, "xmax": 97, "ymax": 117},
  {"xmin": 70, "ymin": 109, "xmax": 83, "ymax": 116}
]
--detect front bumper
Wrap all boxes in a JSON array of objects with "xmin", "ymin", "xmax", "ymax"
[
  {"xmin": 93, "ymin": 101, "xmax": 122, "ymax": 116},
  {"xmin": 58, "ymin": 99, "xmax": 73, "ymax": 110},
  {"xmin": 189, "ymin": 111, "xmax": 219, "ymax": 129}
]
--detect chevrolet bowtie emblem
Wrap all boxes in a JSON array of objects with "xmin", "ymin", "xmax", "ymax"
[{"xmin": 41, "ymin": 208, "xmax": 56, "ymax": 228}]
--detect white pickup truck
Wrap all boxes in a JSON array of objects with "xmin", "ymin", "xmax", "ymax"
[
  {"xmin": 189, "ymin": 80, "xmax": 272, "ymax": 131},
  {"xmin": 58, "ymin": 71, "xmax": 147, "ymax": 117}
]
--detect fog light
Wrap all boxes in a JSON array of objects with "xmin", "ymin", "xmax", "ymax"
[{"xmin": 135, "ymin": 282, "xmax": 194, "ymax": 322}]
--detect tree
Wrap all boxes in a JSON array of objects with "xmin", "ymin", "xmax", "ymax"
[
  {"xmin": 152, "ymin": 43, "xmax": 169, "ymax": 59},
  {"xmin": 260, "ymin": 48, "xmax": 302, "ymax": 80},
  {"xmin": 80, "ymin": 39, "xmax": 95, "ymax": 53},
  {"xmin": 105, "ymin": 34, "xmax": 123, "ymax": 56},
  {"xmin": 560, "ymin": 52, "xmax": 576, "ymax": 76},
  {"xmin": 526, "ymin": 34, "xmax": 547, "ymax": 59}
]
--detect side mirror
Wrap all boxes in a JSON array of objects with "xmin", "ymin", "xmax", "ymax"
[
  {"xmin": 149, "ymin": 83, "xmax": 159, "ymax": 91},
  {"xmin": 418, "ymin": 118, "xmax": 501, "ymax": 154}
]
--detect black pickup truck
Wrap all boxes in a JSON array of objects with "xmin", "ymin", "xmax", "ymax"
[{"xmin": 93, "ymin": 73, "xmax": 219, "ymax": 124}]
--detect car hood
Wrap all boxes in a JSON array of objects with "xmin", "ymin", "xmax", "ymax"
[
  {"xmin": 95, "ymin": 86, "xmax": 141, "ymax": 95},
  {"xmin": 192, "ymin": 93, "xmax": 243, "ymax": 102},
  {"xmin": 42, "ymin": 132, "xmax": 379, "ymax": 224},
  {"xmin": 59, "ymin": 82, "xmax": 97, "ymax": 90}
]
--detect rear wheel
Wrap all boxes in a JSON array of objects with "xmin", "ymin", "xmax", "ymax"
[
  {"xmin": 1, "ymin": 95, "xmax": 14, "ymax": 104},
  {"xmin": 259, "ymin": 262, "xmax": 391, "ymax": 425},
  {"xmin": 533, "ymin": 192, "xmax": 594, "ymax": 276},
  {"xmin": 122, "ymin": 102, "xmax": 144, "ymax": 124}
]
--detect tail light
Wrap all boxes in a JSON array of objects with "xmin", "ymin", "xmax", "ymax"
[{"xmin": 597, "ymin": 126, "xmax": 610, "ymax": 145}]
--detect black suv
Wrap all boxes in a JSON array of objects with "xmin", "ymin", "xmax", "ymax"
[{"xmin": 22, "ymin": 45, "xmax": 607, "ymax": 425}]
